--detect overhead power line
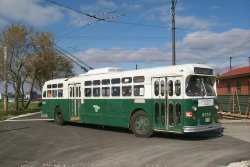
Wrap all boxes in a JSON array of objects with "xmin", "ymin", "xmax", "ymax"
[
  {"xmin": 57, "ymin": 11, "xmax": 116, "ymax": 34},
  {"xmin": 46, "ymin": 0, "xmax": 171, "ymax": 29},
  {"xmin": 46, "ymin": 0, "xmax": 107, "ymax": 21}
]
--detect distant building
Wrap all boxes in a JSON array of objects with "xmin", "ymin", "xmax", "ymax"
[
  {"xmin": 217, "ymin": 66, "xmax": 250, "ymax": 95},
  {"xmin": 25, "ymin": 91, "xmax": 41, "ymax": 101},
  {"xmin": 217, "ymin": 66, "xmax": 250, "ymax": 113}
]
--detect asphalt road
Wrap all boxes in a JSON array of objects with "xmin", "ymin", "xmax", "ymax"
[{"xmin": 0, "ymin": 113, "xmax": 250, "ymax": 167}]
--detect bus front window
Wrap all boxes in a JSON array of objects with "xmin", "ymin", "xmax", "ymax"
[{"xmin": 186, "ymin": 76, "xmax": 215, "ymax": 96}]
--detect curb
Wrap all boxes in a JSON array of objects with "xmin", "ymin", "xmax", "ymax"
[{"xmin": 7, "ymin": 111, "xmax": 42, "ymax": 120}]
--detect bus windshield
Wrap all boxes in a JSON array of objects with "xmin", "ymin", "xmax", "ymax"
[{"xmin": 186, "ymin": 76, "xmax": 216, "ymax": 96}]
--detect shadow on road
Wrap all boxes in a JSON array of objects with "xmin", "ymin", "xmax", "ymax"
[{"xmin": 56, "ymin": 121, "xmax": 224, "ymax": 140}]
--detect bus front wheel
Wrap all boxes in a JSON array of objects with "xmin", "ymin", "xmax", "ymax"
[
  {"xmin": 130, "ymin": 110, "xmax": 153, "ymax": 137},
  {"xmin": 54, "ymin": 107, "xmax": 64, "ymax": 125}
]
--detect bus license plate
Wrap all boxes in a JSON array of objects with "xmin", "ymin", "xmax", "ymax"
[{"xmin": 205, "ymin": 117, "xmax": 210, "ymax": 123}]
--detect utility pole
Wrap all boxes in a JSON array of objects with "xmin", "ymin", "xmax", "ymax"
[
  {"xmin": 229, "ymin": 56, "xmax": 232, "ymax": 70},
  {"xmin": 3, "ymin": 47, "xmax": 8, "ymax": 114},
  {"xmin": 171, "ymin": 0, "xmax": 177, "ymax": 65}
]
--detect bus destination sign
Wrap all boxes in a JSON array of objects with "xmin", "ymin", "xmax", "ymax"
[{"xmin": 194, "ymin": 67, "xmax": 213, "ymax": 75}]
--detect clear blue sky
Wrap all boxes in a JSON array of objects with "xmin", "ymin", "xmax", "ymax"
[{"xmin": 0, "ymin": 0, "xmax": 250, "ymax": 75}]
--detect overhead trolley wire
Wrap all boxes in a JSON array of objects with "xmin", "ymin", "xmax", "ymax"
[{"xmin": 45, "ymin": 0, "xmax": 172, "ymax": 30}]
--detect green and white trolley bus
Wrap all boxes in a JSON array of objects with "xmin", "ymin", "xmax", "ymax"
[{"xmin": 41, "ymin": 64, "xmax": 222, "ymax": 137}]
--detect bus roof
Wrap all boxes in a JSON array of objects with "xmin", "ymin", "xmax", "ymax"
[
  {"xmin": 43, "ymin": 64, "xmax": 215, "ymax": 85},
  {"xmin": 79, "ymin": 64, "xmax": 214, "ymax": 78}
]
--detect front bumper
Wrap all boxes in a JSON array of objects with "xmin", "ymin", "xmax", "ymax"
[{"xmin": 183, "ymin": 123, "xmax": 222, "ymax": 133}]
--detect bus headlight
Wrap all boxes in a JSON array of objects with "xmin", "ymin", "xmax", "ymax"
[{"xmin": 192, "ymin": 106, "xmax": 198, "ymax": 112}]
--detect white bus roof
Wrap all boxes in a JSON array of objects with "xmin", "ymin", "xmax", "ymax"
[
  {"xmin": 79, "ymin": 64, "xmax": 214, "ymax": 78},
  {"xmin": 44, "ymin": 64, "xmax": 215, "ymax": 85},
  {"xmin": 80, "ymin": 67, "xmax": 123, "ymax": 76}
]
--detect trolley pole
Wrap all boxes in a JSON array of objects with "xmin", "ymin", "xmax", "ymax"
[
  {"xmin": 171, "ymin": 0, "xmax": 177, "ymax": 65},
  {"xmin": 3, "ymin": 47, "xmax": 8, "ymax": 114}
]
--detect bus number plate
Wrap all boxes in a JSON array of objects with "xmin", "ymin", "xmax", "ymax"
[{"xmin": 198, "ymin": 99, "xmax": 214, "ymax": 107}]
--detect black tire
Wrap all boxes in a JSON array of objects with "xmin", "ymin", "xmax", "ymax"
[
  {"xmin": 130, "ymin": 110, "xmax": 153, "ymax": 137},
  {"xmin": 54, "ymin": 107, "xmax": 64, "ymax": 125}
]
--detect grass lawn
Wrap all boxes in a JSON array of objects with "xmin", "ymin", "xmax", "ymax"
[{"xmin": 0, "ymin": 101, "xmax": 41, "ymax": 121}]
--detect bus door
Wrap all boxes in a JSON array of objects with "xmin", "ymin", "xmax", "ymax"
[
  {"xmin": 166, "ymin": 77, "xmax": 183, "ymax": 132},
  {"xmin": 152, "ymin": 77, "xmax": 167, "ymax": 130},
  {"xmin": 68, "ymin": 83, "xmax": 81, "ymax": 121}
]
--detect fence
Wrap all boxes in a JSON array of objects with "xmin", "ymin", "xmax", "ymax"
[{"xmin": 217, "ymin": 95, "xmax": 250, "ymax": 115}]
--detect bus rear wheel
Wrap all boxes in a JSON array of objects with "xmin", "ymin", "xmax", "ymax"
[
  {"xmin": 54, "ymin": 107, "xmax": 64, "ymax": 125},
  {"xmin": 130, "ymin": 110, "xmax": 153, "ymax": 137}
]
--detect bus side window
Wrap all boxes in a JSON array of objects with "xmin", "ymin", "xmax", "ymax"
[
  {"xmin": 102, "ymin": 79, "xmax": 110, "ymax": 85},
  {"xmin": 47, "ymin": 90, "xmax": 52, "ymax": 97},
  {"xmin": 175, "ymin": 80, "xmax": 181, "ymax": 96},
  {"xmin": 168, "ymin": 80, "xmax": 173, "ymax": 96},
  {"xmin": 58, "ymin": 89, "xmax": 63, "ymax": 97},
  {"xmin": 122, "ymin": 86, "xmax": 132, "ymax": 96},
  {"xmin": 134, "ymin": 85, "xmax": 144, "ymax": 96},
  {"xmin": 133, "ymin": 76, "xmax": 144, "ymax": 83},
  {"xmin": 58, "ymin": 83, "xmax": 63, "ymax": 88},
  {"xmin": 85, "ymin": 81, "xmax": 92, "ymax": 86},
  {"xmin": 52, "ymin": 90, "xmax": 57, "ymax": 97},
  {"xmin": 112, "ymin": 86, "xmax": 120, "ymax": 96},
  {"xmin": 102, "ymin": 87, "xmax": 110, "ymax": 96},
  {"xmin": 111, "ymin": 78, "xmax": 120, "ymax": 84},
  {"xmin": 85, "ymin": 88, "xmax": 91, "ymax": 97},
  {"xmin": 122, "ymin": 77, "xmax": 132, "ymax": 84},
  {"xmin": 93, "ymin": 88, "xmax": 100, "ymax": 97},
  {"xmin": 93, "ymin": 80, "xmax": 100, "ymax": 86}
]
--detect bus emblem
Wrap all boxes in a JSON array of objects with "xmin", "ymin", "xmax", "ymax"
[{"xmin": 93, "ymin": 105, "xmax": 100, "ymax": 112}]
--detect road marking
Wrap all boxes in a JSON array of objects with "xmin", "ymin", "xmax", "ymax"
[
  {"xmin": 7, "ymin": 112, "xmax": 42, "ymax": 120},
  {"xmin": 5, "ymin": 119, "xmax": 54, "ymax": 122},
  {"xmin": 0, "ymin": 112, "xmax": 54, "ymax": 122}
]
